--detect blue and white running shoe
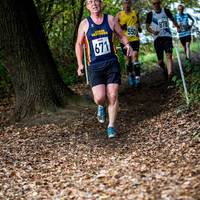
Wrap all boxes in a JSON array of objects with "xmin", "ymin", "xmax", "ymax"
[
  {"xmin": 128, "ymin": 75, "xmax": 135, "ymax": 86},
  {"xmin": 107, "ymin": 127, "xmax": 117, "ymax": 138},
  {"xmin": 135, "ymin": 76, "xmax": 140, "ymax": 87}
]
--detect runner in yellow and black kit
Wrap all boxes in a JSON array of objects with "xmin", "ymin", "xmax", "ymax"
[{"xmin": 116, "ymin": 0, "xmax": 142, "ymax": 87}]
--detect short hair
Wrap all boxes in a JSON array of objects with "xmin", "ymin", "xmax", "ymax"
[
  {"xmin": 178, "ymin": 4, "xmax": 184, "ymax": 9},
  {"xmin": 122, "ymin": 0, "xmax": 132, "ymax": 4},
  {"xmin": 152, "ymin": 0, "xmax": 161, "ymax": 3}
]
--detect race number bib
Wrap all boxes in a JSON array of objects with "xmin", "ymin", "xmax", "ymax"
[
  {"xmin": 158, "ymin": 18, "xmax": 169, "ymax": 29},
  {"xmin": 127, "ymin": 26, "xmax": 138, "ymax": 36},
  {"xmin": 92, "ymin": 37, "xmax": 111, "ymax": 56}
]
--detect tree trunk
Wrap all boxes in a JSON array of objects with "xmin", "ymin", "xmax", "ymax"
[{"xmin": 0, "ymin": 0, "xmax": 77, "ymax": 121}]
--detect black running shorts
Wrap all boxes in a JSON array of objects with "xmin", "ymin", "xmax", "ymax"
[
  {"xmin": 180, "ymin": 35, "xmax": 191, "ymax": 46},
  {"xmin": 154, "ymin": 37, "xmax": 173, "ymax": 60},
  {"xmin": 88, "ymin": 59, "xmax": 121, "ymax": 87}
]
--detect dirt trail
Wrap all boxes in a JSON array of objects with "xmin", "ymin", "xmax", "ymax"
[{"xmin": 0, "ymin": 65, "xmax": 200, "ymax": 199}]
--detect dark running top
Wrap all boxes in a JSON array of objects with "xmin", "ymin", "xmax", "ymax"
[{"xmin": 85, "ymin": 14, "xmax": 117, "ymax": 66}]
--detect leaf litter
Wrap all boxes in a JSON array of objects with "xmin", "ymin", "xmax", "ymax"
[{"xmin": 0, "ymin": 72, "xmax": 200, "ymax": 199}]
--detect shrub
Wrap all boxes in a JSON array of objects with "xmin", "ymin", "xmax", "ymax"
[{"xmin": 57, "ymin": 63, "xmax": 79, "ymax": 86}]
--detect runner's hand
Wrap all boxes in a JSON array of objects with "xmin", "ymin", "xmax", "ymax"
[
  {"xmin": 177, "ymin": 25, "xmax": 181, "ymax": 32},
  {"xmin": 189, "ymin": 25, "xmax": 193, "ymax": 30},
  {"xmin": 124, "ymin": 43, "xmax": 132, "ymax": 57},
  {"xmin": 77, "ymin": 64, "xmax": 85, "ymax": 76}
]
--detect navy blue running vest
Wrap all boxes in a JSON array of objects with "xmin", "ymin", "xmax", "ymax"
[{"xmin": 85, "ymin": 14, "xmax": 117, "ymax": 66}]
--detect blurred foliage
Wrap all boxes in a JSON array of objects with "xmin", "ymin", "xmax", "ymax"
[
  {"xmin": 0, "ymin": 0, "xmax": 200, "ymax": 95},
  {"xmin": 33, "ymin": 0, "xmax": 85, "ymax": 86},
  {"xmin": 173, "ymin": 38, "xmax": 200, "ymax": 105},
  {"xmin": 57, "ymin": 63, "xmax": 79, "ymax": 85}
]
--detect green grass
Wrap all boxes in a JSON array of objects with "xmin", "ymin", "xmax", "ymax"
[
  {"xmin": 141, "ymin": 53, "xmax": 157, "ymax": 71},
  {"xmin": 191, "ymin": 39, "xmax": 200, "ymax": 53}
]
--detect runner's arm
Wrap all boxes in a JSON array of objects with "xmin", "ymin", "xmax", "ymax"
[
  {"xmin": 188, "ymin": 14, "xmax": 195, "ymax": 27},
  {"xmin": 115, "ymin": 12, "xmax": 120, "ymax": 24},
  {"xmin": 146, "ymin": 11, "xmax": 159, "ymax": 35},
  {"xmin": 136, "ymin": 12, "xmax": 142, "ymax": 33},
  {"xmin": 110, "ymin": 15, "xmax": 131, "ymax": 56},
  {"xmin": 164, "ymin": 8, "xmax": 180, "ymax": 31},
  {"xmin": 75, "ymin": 19, "xmax": 87, "ymax": 76}
]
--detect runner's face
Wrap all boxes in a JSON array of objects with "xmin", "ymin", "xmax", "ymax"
[
  {"xmin": 178, "ymin": 6, "xmax": 184, "ymax": 14},
  {"xmin": 86, "ymin": 0, "xmax": 102, "ymax": 13},
  {"xmin": 122, "ymin": 2, "xmax": 131, "ymax": 12},
  {"xmin": 152, "ymin": 0, "xmax": 161, "ymax": 11}
]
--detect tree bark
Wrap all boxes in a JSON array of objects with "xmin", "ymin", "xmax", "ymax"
[{"xmin": 0, "ymin": 0, "xmax": 77, "ymax": 121}]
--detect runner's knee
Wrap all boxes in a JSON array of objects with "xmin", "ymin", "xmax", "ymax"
[
  {"xmin": 107, "ymin": 92, "xmax": 118, "ymax": 105},
  {"xmin": 94, "ymin": 95, "xmax": 105, "ymax": 105}
]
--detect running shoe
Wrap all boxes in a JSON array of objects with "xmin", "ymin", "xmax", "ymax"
[
  {"xmin": 107, "ymin": 127, "xmax": 117, "ymax": 138},
  {"xmin": 128, "ymin": 74, "xmax": 135, "ymax": 86},
  {"xmin": 135, "ymin": 76, "xmax": 141, "ymax": 87},
  {"xmin": 97, "ymin": 105, "xmax": 106, "ymax": 123}
]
